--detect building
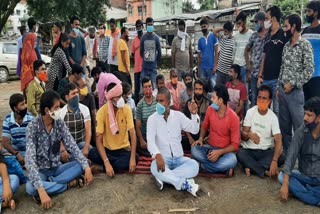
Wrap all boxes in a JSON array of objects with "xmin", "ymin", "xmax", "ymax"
[{"xmin": 6, "ymin": 0, "xmax": 29, "ymax": 35}]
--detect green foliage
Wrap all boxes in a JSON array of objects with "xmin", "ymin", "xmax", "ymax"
[
  {"xmin": 272, "ymin": 0, "xmax": 308, "ymax": 18},
  {"xmin": 198, "ymin": 0, "xmax": 214, "ymax": 10},
  {"xmin": 27, "ymin": 0, "xmax": 110, "ymax": 27},
  {"xmin": 182, "ymin": 0, "xmax": 196, "ymax": 13},
  {"xmin": 0, "ymin": 0, "xmax": 20, "ymax": 34}
]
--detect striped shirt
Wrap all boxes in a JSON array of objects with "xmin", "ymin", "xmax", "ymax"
[
  {"xmin": 2, "ymin": 112, "xmax": 33, "ymax": 151},
  {"xmin": 136, "ymin": 96, "xmax": 157, "ymax": 139},
  {"xmin": 98, "ymin": 36, "xmax": 110, "ymax": 63},
  {"xmin": 217, "ymin": 34, "xmax": 235, "ymax": 74}
]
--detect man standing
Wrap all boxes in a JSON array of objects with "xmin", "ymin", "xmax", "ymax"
[
  {"xmin": 278, "ymin": 14, "xmax": 314, "ymax": 155},
  {"xmin": 69, "ymin": 16, "xmax": 87, "ymax": 67},
  {"xmin": 97, "ymin": 23, "xmax": 110, "ymax": 69},
  {"xmin": 197, "ymin": 18, "xmax": 218, "ymax": 91},
  {"xmin": 26, "ymin": 60, "xmax": 47, "ymax": 116},
  {"xmin": 118, "ymin": 27, "xmax": 132, "ymax": 86},
  {"xmin": 140, "ymin": 17, "xmax": 162, "ymax": 88},
  {"xmin": 171, "ymin": 20, "xmax": 193, "ymax": 81},
  {"xmin": 131, "ymin": 20, "xmax": 144, "ymax": 104},
  {"xmin": 192, "ymin": 85, "xmax": 240, "ymax": 176},
  {"xmin": 147, "ymin": 87, "xmax": 200, "ymax": 196},
  {"xmin": 279, "ymin": 97, "xmax": 320, "ymax": 207},
  {"xmin": 85, "ymin": 26, "xmax": 98, "ymax": 70},
  {"xmin": 108, "ymin": 18, "xmax": 121, "ymax": 73},
  {"xmin": 257, "ymin": 6, "xmax": 286, "ymax": 116},
  {"xmin": 302, "ymin": 0, "xmax": 320, "ymax": 101},
  {"xmin": 245, "ymin": 12, "xmax": 267, "ymax": 107},
  {"xmin": 238, "ymin": 85, "xmax": 284, "ymax": 178},
  {"xmin": 25, "ymin": 90, "xmax": 93, "ymax": 209}
]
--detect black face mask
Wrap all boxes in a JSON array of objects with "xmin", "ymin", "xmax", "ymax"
[
  {"xmin": 16, "ymin": 108, "xmax": 27, "ymax": 118},
  {"xmin": 194, "ymin": 93, "xmax": 203, "ymax": 100},
  {"xmin": 137, "ymin": 30, "xmax": 143, "ymax": 38},
  {"xmin": 285, "ymin": 29, "xmax": 293, "ymax": 39},
  {"xmin": 202, "ymin": 29, "xmax": 208, "ymax": 34},
  {"xmin": 185, "ymin": 82, "xmax": 193, "ymax": 89}
]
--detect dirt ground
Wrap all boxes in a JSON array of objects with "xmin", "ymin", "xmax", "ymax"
[{"xmin": 0, "ymin": 80, "xmax": 319, "ymax": 214}]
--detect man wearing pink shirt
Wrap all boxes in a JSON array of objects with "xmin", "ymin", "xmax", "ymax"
[{"xmin": 165, "ymin": 69, "xmax": 185, "ymax": 111}]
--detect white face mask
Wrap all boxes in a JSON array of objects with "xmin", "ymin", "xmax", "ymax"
[
  {"xmin": 49, "ymin": 108, "xmax": 61, "ymax": 120},
  {"xmin": 264, "ymin": 20, "xmax": 271, "ymax": 30},
  {"xmin": 115, "ymin": 97, "xmax": 125, "ymax": 108}
]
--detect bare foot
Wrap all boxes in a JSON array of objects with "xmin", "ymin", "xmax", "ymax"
[
  {"xmin": 265, "ymin": 170, "xmax": 271, "ymax": 177},
  {"xmin": 245, "ymin": 168, "xmax": 251, "ymax": 177},
  {"xmin": 2, "ymin": 199, "xmax": 16, "ymax": 210},
  {"xmin": 228, "ymin": 168, "xmax": 234, "ymax": 177}
]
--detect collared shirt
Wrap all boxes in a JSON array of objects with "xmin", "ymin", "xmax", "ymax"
[
  {"xmin": 171, "ymin": 35, "xmax": 192, "ymax": 71},
  {"xmin": 197, "ymin": 32, "xmax": 218, "ymax": 70},
  {"xmin": 246, "ymin": 32, "xmax": 266, "ymax": 78},
  {"xmin": 147, "ymin": 110, "xmax": 200, "ymax": 158},
  {"xmin": 2, "ymin": 112, "xmax": 33, "ymax": 152},
  {"xmin": 25, "ymin": 77, "xmax": 45, "ymax": 116},
  {"xmin": 278, "ymin": 37, "xmax": 314, "ymax": 89},
  {"xmin": 283, "ymin": 125, "xmax": 320, "ymax": 179},
  {"xmin": 25, "ymin": 116, "xmax": 89, "ymax": 190},
  {"xmin": 165, "ymin": 81, "xmax": 186, "ymax": 111},
  {"xmin": 98, "ymin": 36, "xmax": 110, "ymax": 63}
]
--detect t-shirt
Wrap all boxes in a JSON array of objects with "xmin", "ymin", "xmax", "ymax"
[
  {"xmin": 172, "ymin": 36, "xmax": 192, "ymax": 71},
  {"xmin": 233, "ymin": 29, "xmax": 253, "ymax": 66},
  {"xmin": 118, "ymin": 39, "xmax": 130, "ymax": 73},
  {"xmin": 108, "ymin": 33, "xmax": 121, "ymax": 66},
  {"xmin": 226, "ymin": 81, "xmax": 247, "ymax": 118},
  {"xmin": 131, "ymin": 36, "xmax": 143, "ymax": 73},
  {"xmin": 140, "ymin": 33, "xmax": 162, "ymax": 70},
  {"xmin": 165, "ymin": 81, "xmax": 186, "ymax": 111},
  {"xmin": 217, "ymin": 34, "xmax": 235, "ymax": 74},
  {"xmin": 69, "ymin": 35, "xmax": 87, "ymax": 65},
  {"xmin": 197, "ymin": 32, "xmax": 218, "ymax": 70},
  {"xmin": 246, "ymin": 32, "xmax": 266, "ymax": 78},
  {"xmin": 302, "ymin": 25, "xmax": 320, "ymax": 78},
  {"xmin": 242, "ymin": 106, "xmax": 280, "ymax": 150},
  {"xmin": 136, "ymin": 96, "xmax": 157, "ymax": 139},
  {"xmin": 263, "ymin": 29, "xmax": 287, "ymax": 80},
  {"xmin": 96, "ymin": 104, "xmax": 134, "ymax": 150}
]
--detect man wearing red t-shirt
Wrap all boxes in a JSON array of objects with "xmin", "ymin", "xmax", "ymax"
[{"xmin": 191, "ymin": 85, "xmax": 240, "ymax": 176}]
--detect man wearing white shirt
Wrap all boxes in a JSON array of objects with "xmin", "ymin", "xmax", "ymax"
[
  {"xmin": 237, "ymin": 85, "xmax": 284, "ymax": 178},
  {"xmin": 147, "ymin": 87, "xmax": 200, "ymax": 197}
]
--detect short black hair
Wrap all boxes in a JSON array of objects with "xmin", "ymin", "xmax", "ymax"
[
  {"xmin": 307, "ymin": 0, "xmax": 320, "ymax": 19},
  {"xmin": 236, "ymin": 11, "xmax": 247, "ymax": 22},
  {"xmin": 194, "ymin": 79, "xmax": 205, "ymax": 89},
  {"xmin": 200, "ymin": 18, "xmax": 208, "ymax": 26},
  {"xmin": 99, "ymin": 23, "xmax": 106, "ymax": 29},
  {"xmin": 27, "ymin": 17, "xmax": 36, "ymax": 30},
  {"xmin": 121, "ymin": 26, "xmax": 127, "ymax": 35},
  {"xmin": 109, "ymin": 18, "xmax": 116, "ymax": 25},
  {"xmin": 71, "ymin": 64, "xmax": 84, "ymax": 75},
  {"xmin": 70, "ymin": 16, "xmax": 80, "ymax": 25},
  {"xmin": 178, "ymin": 19, "xmax": 186, "ymax": 27},
  {"xmin": 122, "ymin": 82, "xmax": 131, "ymax": 95},
  {"xmin": 64, "ymin": 82, "xmax": 78, "ymax": 97},
  {"xmin": 107, "ymin": 82, "xmax": 117, "ymax": 92},
  {"xmin": 213, "ymin": 84, "xmax": 229, "ymax": 105},
  {"xmin": 135, "ymin": 19, "xmax": 143, "ymax": 27},
  {"xmin": 96, "ymin": 61, "xmax": 107, "ymax": 72},
  {"xmin": 157, "ymin": 87, "xmax": 171, "ymax": 101},
  {"xmin": 54, "ymin": 21, "xmax": 63, "ymax": 31},
  {"xmin": 9, "ymin": 93, "xmax": 25, "ymax": 111},
  {"xmin": 40, "ymin": 90, "xmax": 60, "ymax": 116},
  {"xmin": 304, "ymin": 96, "xmax": 320, "ymax": 116},
  {"xmin": 19, "ymin": 25, "xmax": 27, "ymax": 35},
  {"xmin": 230, "ymin": 64, "xmax": 241, "ymax": 79},
  {"xmin": 266, "ymin": 6, "xmax": 282, "ymax": 22},
  {"xmin": 91, "ymin": 67, "xmax": 102, "ymax": 77},
  {"xmin": 146, "ymin": 17, "xmax": 154, "ymax": 24},
  {"xmin": 184, "ymin": 72, "xmax": 193, "ymax": 81},
  {"xmin": 258, "ymin": 85, "xmax": 272, "ymax": 99},
  {"xmin": 223, "ymin": 21, "xmax": 234, "ymax": 32},
  {"xmin": 33, "ymin": 59, "xmax": 46, "ymax": 72},
  {"xmin": 156, "ymin": 74, "xmax": 165, "ymax": 84},
  {"xmin": 285, "ymin": 14, "xmax": 302, "ymax": 32},
  {"xmin": 142, "ymin": 77, "xmax": 151, "ymax": 87}
]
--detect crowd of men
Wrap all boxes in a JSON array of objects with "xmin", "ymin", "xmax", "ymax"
[{"xmin": 0, "ymin": 1, "xmax": 320, "ymax": 211}]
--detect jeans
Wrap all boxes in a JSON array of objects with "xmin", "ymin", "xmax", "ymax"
[
  {"xmin": 250, "ymin": 77, "xmax": 258, "ymax": 107},
  {"xmin": 141, "ymin": 68, "xmax": 157, "ymax": 89},
  {"xmin": 26, "ymin": 161, "xmax": 83, "ymax": 196},
  {"xmin": 279, "ymin": 86, "xmax": 304, "ymax": 155},
  {"xmin": 262, "ymin": 79, "xmax": 279, "ymax": 115},
  {"xmin": 150, "ymin": 156, "xmax": 199, "ymax": 190},
  {"xmin": 278, "ymin": 170, "xmax": 320, "ymax": 206},
  {"xmin": 200, "ymin": 68, "xmax": 216, "ymax": 92},
  {"xmin": 191, "ymin": 145, "xmax": 237, "ymax": 174},
  {"xmin": 237, "ymin": 148, "xmax": 285, "ymax": 178},
  {"xmin": 216, "ymin": 71, "xmax": 230, "ymax": 86},
  {"xmin": 88, "ymin": 147, "xmax": 139, "ymax": 172},
  {"xmin": 0, "ymin": 175, "xmax": 20, "ymax": 201},
  {"xmin": 134, "ymin": 72, "xmax": 141, "ymax": 104}
]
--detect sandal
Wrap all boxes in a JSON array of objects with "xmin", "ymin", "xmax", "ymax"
[{"xmin": 68, "ymin": 175, "xmax": 86, "ymax": 189}]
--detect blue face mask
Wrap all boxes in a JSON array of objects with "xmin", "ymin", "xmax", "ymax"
[
  {"xmin": 147, "ymin": 25, "xmax": 154, "ymax": 33},
  {"xmin": 73, "ymin": 28, "xmax": 80, "ymax": 35},
  {"xmin": 211, "ymin": 103, "xmax": 220, "ymax": 111},
  {"xmin": 254, "ymin": 23, "xmax": 262, "ymax": 32},
  {"xmin": 156, "ymin": 103, "xmax": 166, "ymax": 115},
  {"xmin": 68, "ymin": 95, "xmax": 80, "ymax": 114}
]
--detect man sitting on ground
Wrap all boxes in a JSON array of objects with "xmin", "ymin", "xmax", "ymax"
[
  {"xmin": 192, "ymin": 84, "xmax": 240, "ymax": 176},
  {"xmin": 153, "ymin": 74, "xmax": 173, "ymax": 106},
  {"xmin": 180, "ymin": 73, "xmax": 194, "ymax": 111},
  {"xmin": 122, "ymin": 82, "xmax": 136, "ymax": 120},
  {"xmin": 25, "ymin": 90, "xmax": 93, "ymax": 210},
  {"xmin": 147, "ymin": 87, "xmax": 200, "ymax": 196},
  {"xmin": 165, "ymin": 69, "xmax": 186, "ymax": 111},
  {"xmin": 237, "ymin": 85, "xmax": 284, "ymax": 178}
]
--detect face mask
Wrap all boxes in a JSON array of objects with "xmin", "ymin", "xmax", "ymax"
[
  {"xmin": 79, "ymin": 87, "xmax": 88, "ymax": 96},
  {"xmin": 115, "ymin": 97, "xmax": 125, "ymax": 108},
  {"xmin": 257, "ymin": 100, "xmax": 269, "ymax": 111},
  {"xmin": 156, "ymin": 103, "xmax": 166, "ymax": 115},
  {"xmin": 238, "ymin": 26, "xmax": 243, "ymax": 32},
  {"xmin": 73, "ymin": 28, "xmax": 80, "ymax": 35},
  {"xmin": 306, "ymin": 15, "xmax": 314, "ymax": 24},
  {"xmin": 16, "ymin": 108, "xmax": 27, "ymax": 118},
  {"xmin": 144, "ymin": 88, "xmax": 152, "ymax": 97},
  {"xmin": 285, "ymin": 29, "xmax": 293, "ymax": 39},
  {"xmin": 211, "ymin": 103, "xmax": 220, "ymax": 111},
  {"xmin": 137, "ymin": 29, "xmax": 143, "ymax": 37},
  {"xmin": 38, "ymin": 72, "xmax": 48, "ymax": 82},
  {"xmin": 68, "ymin": 95, "xmax": 80, "ymax": 113},
  {"xmin": 254, "ymin": 23, "xmax": 262, "ymax": 32},
  {"xmin": 186, "ymin": 82, "xmax": 193, "ymax": 89},
  {"xmin": 99, "ymin": 29, "xmax": 105, "ymax": 35},
  {"xmin": 171, "ymin": 78, "xmax": 178, "ymax": 85},
  {"xmin": 305, "ymin": 121, "xmax": 318, "ymax": 131},
  {"xmin": 264, "ymin": 20, "xmax": 271, "ymax": 30},
  {"xmin": 49, "ymin": 108, "xmax": 61, "ymax": 120},
  {"xmin": 194, "ymin": 93, "xmax": 203, "ymax": 100},
  {"xmin": 147, "ymin": 26, "xmax": 154, "ymax": 33},
  {"xmin": 201, "ymin": 29, "xmax": 208, "ymax": 34}
]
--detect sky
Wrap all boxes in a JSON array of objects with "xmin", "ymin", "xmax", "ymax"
[{"xmin": 191, "ymin": 0, "xmax": 201, "ymax": 10}]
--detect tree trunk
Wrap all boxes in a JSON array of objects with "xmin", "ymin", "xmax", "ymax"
[{"xmin": 0, "ymin": 0, "xmax": 20, "ymax": 34}]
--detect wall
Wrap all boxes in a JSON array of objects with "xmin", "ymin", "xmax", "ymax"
[
  {"xmin": 127, "ymin": 0, "xmax": 152, "ymax": 24},
  {"xmin": 151, "ymin": 0, "xmax": 183, "ymax": 20}
]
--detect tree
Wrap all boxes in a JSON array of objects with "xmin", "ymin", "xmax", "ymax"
[
  {"xmin": 198, "ymin": 0, "xmax": 214, "ymax": 10},
  {"xmin": 27, "ymin": 0, "xmax": 110, "ymax": 27},
  {"xmin": 182, "ymin": 0, "xmax": 195, "ymax": 13},
  {"xmin": 0, "ymin": 0, "xmax": 20, "ymax": 34},
  {"xmin": 273, "ymin": 0, "xmax": 308, "ymax": 18}
]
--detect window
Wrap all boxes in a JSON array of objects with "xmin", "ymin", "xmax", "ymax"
[
  {"xmin": 128, "ymin": 4, "xmax": 133, "ymax": 16},
  {"xmin": 2, "ymin": 43, "xmax": 18, "ymax": 54},
  {"xmin": 16, "ymin": 10, "xmax": 21, "ymax": 15},
  {"xmin": 138, "ymin": 6, "xmax": 146, "ymax": 16}
]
